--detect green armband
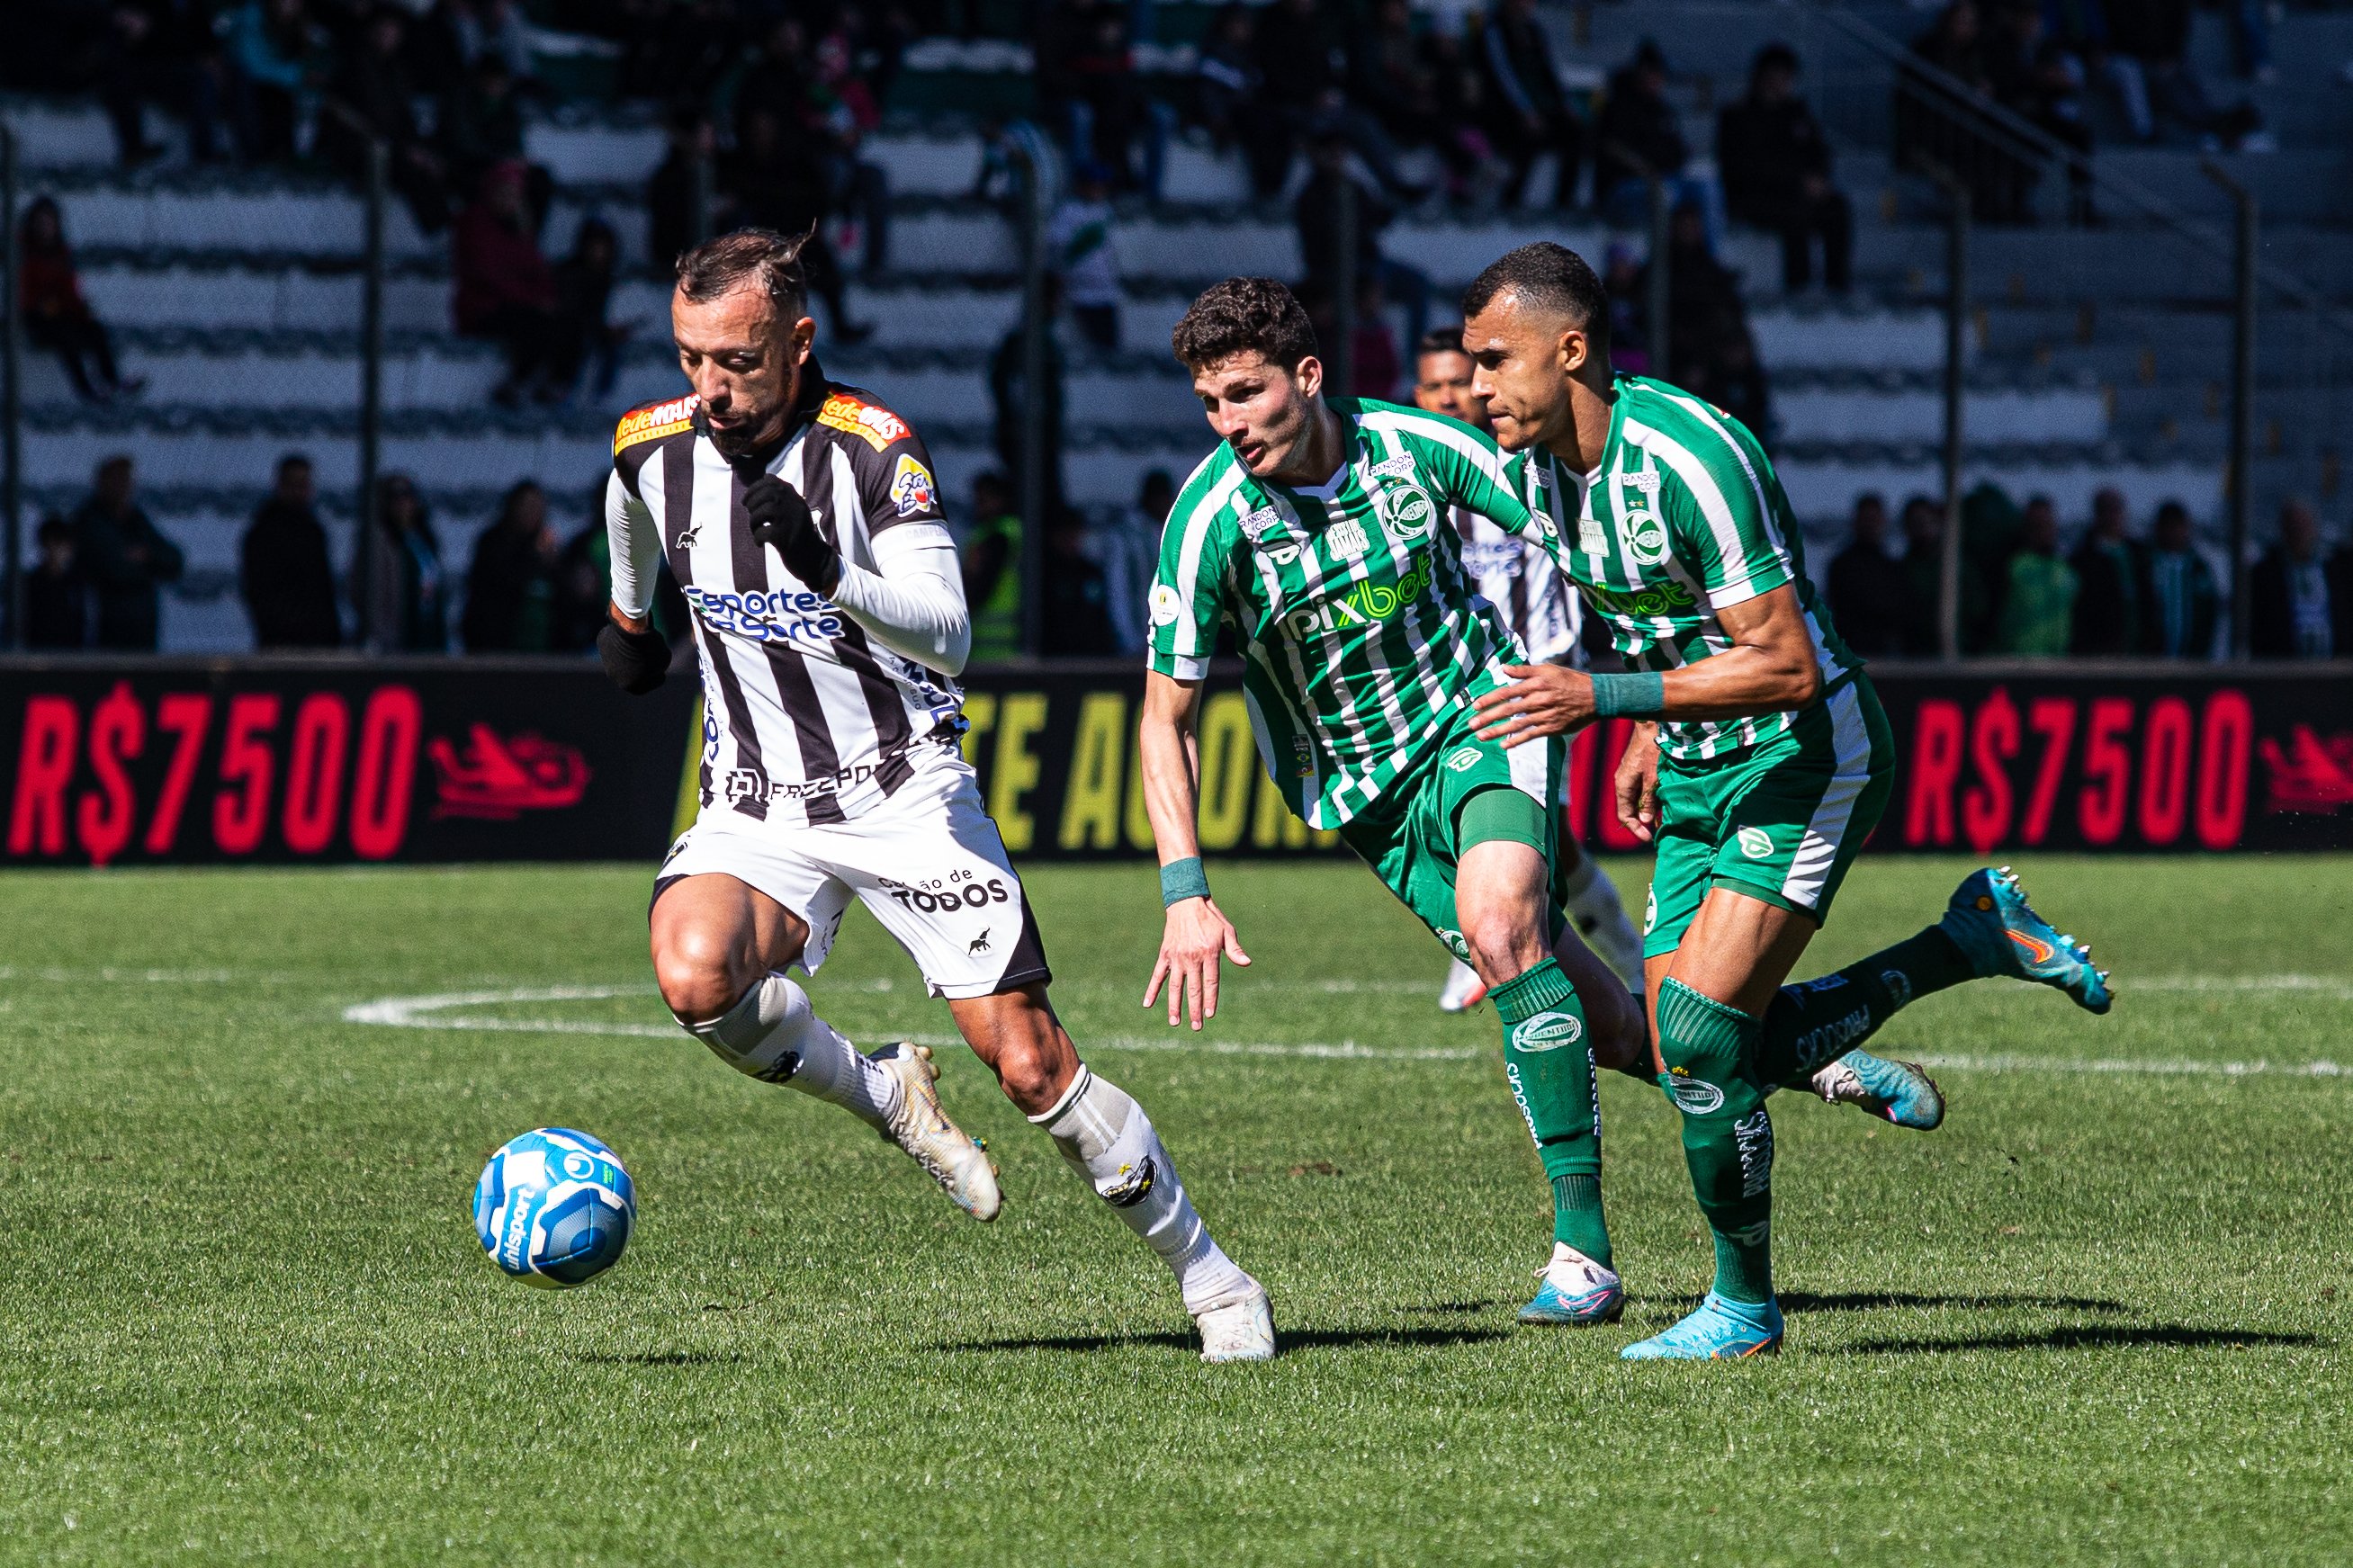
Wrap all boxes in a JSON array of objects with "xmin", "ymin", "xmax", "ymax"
[
  {"xmin": 1589, "ymin": 671, "xmax": 1666, "ymax": 720},
  {"xmin": 1160, "ymin": 856, "xmax": 1210, "ymax": 907}
]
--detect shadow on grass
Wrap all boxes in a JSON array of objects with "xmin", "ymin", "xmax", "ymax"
[
  {"xmin": 571, "ymin": 1350, "xmax": 746, "ymax": 1366},
  {"xmin": 944, "ymin": 1325, "xmax": 1513, "ymax": 1355},
  {"xmin": 1780, "ymin": 1290, "xmax": 2130, "ymax": 1315},
  {"xmin": 1832, "ymin": 1325, "xmax": 2323, "ymax": 1355}
]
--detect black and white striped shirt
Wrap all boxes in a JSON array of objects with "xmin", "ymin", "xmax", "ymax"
[
  {"xmin": 1450, "ymin": 501, "xmax": 1583, "ymax": 667},
  {"xmin": 605, "ymin": 364, "xmax": 965, "ymax": 829}
]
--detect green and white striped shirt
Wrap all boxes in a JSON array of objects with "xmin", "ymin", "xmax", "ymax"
[
  {"xmin": 1512, "ymin": 375, "xmax": 1857, "ymax": 763},
  {"xmin": 1149, "ymin": 398, "xmax": 1549, "ymax": 828}
]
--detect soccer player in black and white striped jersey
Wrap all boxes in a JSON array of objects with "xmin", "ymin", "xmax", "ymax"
[
  {"xmin": 598, "ymin": 229, "xmax": 1271, "ymax": 1361},
  {"xmin": 1411, "ymin": 327, "xmax": 1647, "ymax": 1008}
]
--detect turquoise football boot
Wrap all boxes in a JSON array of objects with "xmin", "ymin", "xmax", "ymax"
[
  {"xmin": 1814, "ymin": 1049, "xmax": 1946, "ymax": 1130},
  {"xmin": 1939, "ymin": 866, "xmax": 2113, "ymax": 1015},
  {"xmin": 1621, "ymin": 1292, "xmax": 1784, "ymax": 1360},
  {"xmin": 1518, "ymin": 1245, "xmax": 1626, "ymax": 1325}
]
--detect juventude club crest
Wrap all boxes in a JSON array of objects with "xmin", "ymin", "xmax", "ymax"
[
  {"xmin": 1622, "ymin": 509, "xmax": 1669, "ymax": 566},
  {"xmin": 1377, "ymin": 482, "xmax": 1436, "ymax": 542}
]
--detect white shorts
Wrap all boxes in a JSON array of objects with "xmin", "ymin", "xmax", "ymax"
[{"xmin": 652, "ymin": 751, "xmax": 1051, "ymax": 999}]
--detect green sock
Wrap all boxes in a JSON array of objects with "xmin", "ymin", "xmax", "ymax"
[
  {"xmin": 1655, "ymin": 978, "xmax": 1774, "ymax": 1304},
  {"xmin": 1493, "ymin": 958, "xmax": 1610, "ymax": 1269},
  {"xmin": 1756, "ymin": 927, "xmax": 1977, "ymax": 1087}
]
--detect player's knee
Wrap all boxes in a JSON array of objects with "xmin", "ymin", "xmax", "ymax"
[
  {"xmin": 1460, "ymin": 908, "xmax": 1543, "ymax": 984},
  {"xmin": 653, "ymin": 927, "xmax": 750, "ymax": 1025}
]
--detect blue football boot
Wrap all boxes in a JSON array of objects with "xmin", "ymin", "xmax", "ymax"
[
  {"xmin": 1518, "ymin": 1244, "xmax": 1626, "ymax": 1325},
  {"xmin": 1621, "ymin": 1292, "xmax": 1785, "ymax": 1360},
  {"xmin": 1812, "ymin": 1049, "xmax": 1946, "ymax": 1130},
  {"xmin": 1939, "ymin": 866, "xmax": 2113, "ymax": 1015}
]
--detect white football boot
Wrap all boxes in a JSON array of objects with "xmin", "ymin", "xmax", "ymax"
[
  {"xmin": 1193, "ymin": 1277, "xmax": 1277, "ymax": 1363},
  {"xmin": 870, "ymin": 1043, "xmax": 1002, "ymax": 1222},
  {"xmin": 1438, "ymin": 957, "xmax": 1488, "ymax": 1013}
]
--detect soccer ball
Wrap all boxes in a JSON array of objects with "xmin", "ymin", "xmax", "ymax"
[{"xmin": 472, "ymin": 1127, "xmax": 636, "ymax": 1289}]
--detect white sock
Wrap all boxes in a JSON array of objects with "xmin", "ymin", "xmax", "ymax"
[
  {"xmin": 1559, "ymin": 855, "xmax": 1602, "ymax": 902},
  {"xmin": 1030, "ymin": 1066, "xmax": 1251, "ymax": 1313},
  {"xmin": 683, "ymin": 974, "xmax": 902, "ymax": 1131}
]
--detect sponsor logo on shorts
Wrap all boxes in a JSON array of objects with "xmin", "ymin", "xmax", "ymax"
[
  {"xmin": 1666, "ymin": 1073, "xmax": 1726, "ymax": 1115},
  {"xmin": 1737, "ymin": 826, "xmax": 1775, "ymax": 861},
  {"xmin": 879, "ymin": 874, "xmax": 1012, "ymax": 915},
  {"xmin": 816, "ymin": 393, "xmax": 909, "ymax": 451},
  {"xmin": 889, "ymin": 453, "xmax": 937, "ymax": 516},
  {"xmin": 1437, "ymin": 927, "xmax": 1469, "ymax": 961},
  {"xmin": 1512, "ymin": 1011, "xmax": 1585, "ymax": 1052},
  {"xmin": 1643, "ymin": 886, "xmax": 1658, "ymax": 935},
  {"xmin": 967, "ymin": 930, "xmax": 992, "ymax": 954},
  {"xmin": 1149, "ymin": 583, "xmax": 1183, "ymax": 626},
  {"xmin": 1444, "ymin": 746, "xmax": 1482, "ymax": 773}
]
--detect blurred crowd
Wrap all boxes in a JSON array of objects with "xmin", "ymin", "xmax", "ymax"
[{"xmin": 1826, "ymin": 485, "xmax": 2352, "ymax": 662}]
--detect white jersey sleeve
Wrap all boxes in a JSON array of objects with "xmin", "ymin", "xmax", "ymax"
[
  {"xmin": 828, "ymin": 523, "xmax": 972, "ymax": 676},
  {"xmin": 605, "ymin": 467, "xmax": 663, "ymax": 621}
]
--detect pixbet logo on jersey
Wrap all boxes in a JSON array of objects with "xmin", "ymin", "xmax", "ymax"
[
  {"xmin": 686, "ymin": 585, "xmax": 846, "ymax": 645},
  {"xmin": 1282, "ymin": 559, "xmax": 1434, "ymax": 638}
]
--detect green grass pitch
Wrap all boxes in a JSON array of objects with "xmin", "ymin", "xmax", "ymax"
[{"xmin": 3, "ymin": 854, "xmax": 2350, "ymax": 1564}]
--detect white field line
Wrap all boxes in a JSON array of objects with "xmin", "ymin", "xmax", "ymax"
[{"xmin": 336, "ymin": 976, "xmax": 2353, "ymax": 1074}]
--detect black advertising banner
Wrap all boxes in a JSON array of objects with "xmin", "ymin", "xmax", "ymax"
[
  {"xmin": 5, "ymin": 659, "xmax": 2349, "ymax": 867},
  {"xmin": 947, "ymin": 661, "xmax": 2353, "ymax": 860},
  {"xmin": 0, "ymin": 658, "xmax": 696, "ymax": 867}
]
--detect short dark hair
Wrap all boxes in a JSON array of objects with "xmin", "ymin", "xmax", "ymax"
[
  {"xmin": 1460, "ymin": 243, "xmax": 1611, "ymax": 346},
  {"xmin": 1415, "ymin": 326, "xmax": 1466, "ymax": 360},
  {"xmin": 277, "ymin": 452, "xmax": 311, "ymax": 475},
  {"xmin": 1172, "ymin": 277, "xmax": 1319, "ymax": 372},
  {"xmin": 675, "ymin": 226, "xmax": 811, "ymax": 320}
]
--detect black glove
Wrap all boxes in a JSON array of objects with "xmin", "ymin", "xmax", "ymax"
[
  {"xmin": 741, "ymin": 472, "xmax": 841, "ymax": 594},
  {"xmin": 597, "ymin": 617, "xmax": 670, "ymax": 694}
]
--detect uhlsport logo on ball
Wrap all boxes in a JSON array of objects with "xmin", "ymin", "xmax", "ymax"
[{"xmin": 472, "ymin": 1127, "xmax": 636, "ymax": 1289}]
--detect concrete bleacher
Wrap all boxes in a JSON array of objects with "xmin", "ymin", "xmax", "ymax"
[{"xmin": 11, "ymin": 0, "xmax": 2349, "ymax": 651}]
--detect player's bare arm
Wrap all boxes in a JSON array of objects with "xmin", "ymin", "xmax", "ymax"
[
  {"xmin": 1470, "ymin": 582, "xmax": 1821, "ymax": 746},
  {"xmin": 1137, "ymin": 670, "xmax": 1252, "ymax": 1030}
]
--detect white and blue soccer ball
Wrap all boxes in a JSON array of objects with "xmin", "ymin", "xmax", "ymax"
[{"xmin": 472, "ymin": 1127, "xmax": 636, "ymax": 1289}]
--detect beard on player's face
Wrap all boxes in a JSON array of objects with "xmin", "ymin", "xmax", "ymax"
[{"xmin": 676, "ymin": 286, "xmax": 810, "ymax": 461}]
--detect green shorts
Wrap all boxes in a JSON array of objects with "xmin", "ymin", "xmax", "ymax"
[
  {"xmin": 1339, "ymin": 706, "xmax": 1567, "ymax": 963},
  {"xmin": 1643, "ymin": 674, "xmax": 1896, "ymax": 959}
]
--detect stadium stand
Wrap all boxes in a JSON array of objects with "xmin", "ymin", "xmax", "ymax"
[{"xmin": 4, "ymin": 0, "xmax": 2348, "ymax": 652}]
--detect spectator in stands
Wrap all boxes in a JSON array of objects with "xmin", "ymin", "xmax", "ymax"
[
  {"xmin": 646, "ymin": 111, "xmax": 723, "ymax": 269},
  {"xmin": 1639, "ymin": 201, "xmax": 1748, "ymax": 402},
  {"xmin": 241, "ymin": 453, "xmax": 342, "ymax": 649},
  {"xmin": 1601, "ymin": 240, "xmax": 1649, "ymax": 373},
  {"xmin": 453, "ymin": 160, "xmax": 562, "ymax": 407},
  {"xmin": 989, "ymin": 278, "xmax": 1068, "ymax": 520},
  {"xmin": 70, "ymin": 455, "xmax": 184, "ymax": 652},
  {"xmin": 1899, "ymin": 1, "xmax": 2025, "ymax": 223},
  {"xmin": 1037, "ymin": 0, "xmax": 1156, "ymax": 196},
  {"xmin": 100, "ymin": 0, "xmax": 225, "ymax": 166},
  {"xmin": 1897, "ymin": 493, "xmax": 1952, "ymax": 657},
  {"xmin": 964, "ymin": 471, "xmax": 1023, "ymax": 663},
  {"xmin": 808, "ymin": 22, "xmax": 895, "ymax": 274},
  {"xmin": 555, "ymin": 517, "xmax": 615, "ymax": 653},
  {"xmin": 1711, "ymin": 328, "xmax": 1772, "ymax": 444},
  {"xmin": 1255, "ymin": 0, "xmax": 1428, "ymax": 204},
  {"xmin": 460, "ymin": 479, "xmax": 558, "ymax": 653},
  {"xmin": 2068, "ymin": 486, "xmax": 2143, "ymax": 654},
  {"xmin": 1043, "ymin": 510, "xmax": 1118, "ymax": 657},
  {"xmin": 1050, "ymin": 163, "xmax": 1122, "ymax": 352},
  {"xmin": 1718, "ymin": 43, "xmax": 1852, "ymax": 294},
  {"xmin": 722, "ymin": 107, "xmax": 873, "ymax": 343},
  {"xmin": 435, "ymin": 0, "xmax": 535, "ymax": 87},
  {"xmin": 1295, "ymin": 130, "xmax": 1431, "ymax": 360},
  {"xmin": 552, "ymin": 217, "xmax": 627, "ymax": 400},
  {"xmin": 1192, "ymin": 5, "xmax": 1288, "ymax": 199},
  {"xmin": 1097, "ymin": 468, "xmax": 1173, "ymax": 656},
  {"xmin": 1984, "ymin": 0, "xmax": 2096, "ymax": 223},
  {"xmin": 439, "ymin": 52, "xmax": 535, "ymax": 220},
  {"xmin": 1828, "ymin": 494, "xmax": 1909, "ymax": 658},
  {"xmin": 1994, "ymin": 494, "xmax": 2079, "ymax": 656},
  {"xmin": 321, "ymin": 7, "xmax": 451, "ymax": 234},
  {"xmin": 1592, "ymin": 40, "xmax": 1688, "ymax": 225},
  {"xmin": 224, "ymin": 0, "xmax": 323, "ymax": 165},
  {"xmin": 24, "ymin": 515, "xmax": 90, "ymax": 651},
  {"xmin": 17, "ymin": 199, "xmax": 143, "ymax": 406},
  {"xmin": 2105, "ymin": 0, "xmax": 2264, "ymax": 148},
  {"xmin": 1423, "ymin": 23, "xmax": 1503, "ymax": 207},
  {"xmin": 2142, "ymin": 499, "xmax": 2219, "ymax": 658},
  {"xmin": 356, "ymin": 473, "xmax": 447, "ymax": 652},
  {"xmin": 2249, "ymin": 498, "xmax": 2349, "ymax": 660},
  {"xmin": 1478, "ymin": 0, "xmax": 1583, "ymax": 210}
]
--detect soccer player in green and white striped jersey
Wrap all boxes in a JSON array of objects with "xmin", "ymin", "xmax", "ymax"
[
  {"xmin": 1458, "ymin": 243, "xmax": 2115, "ymax": 1359},
  {"xmin": 1136, "ymin": 277, "xmax": 1648, "ymax": 1328}
]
